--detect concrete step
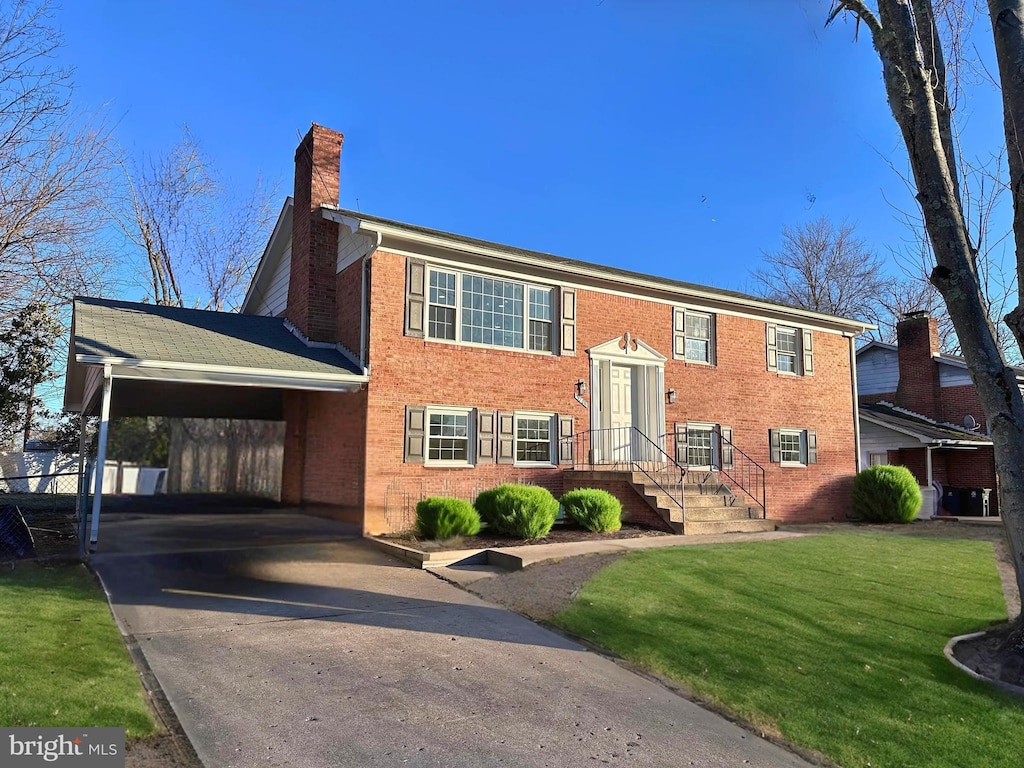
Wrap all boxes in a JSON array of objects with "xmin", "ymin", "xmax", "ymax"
[
  {"xmin": 682, "ymin": 506, "xmax": 760, "ymax": 522},
  {"xmin": 679, "ymin": 493, "xmax": 738, "ymax": 509},
  {"xmin": 683, "ymin": 518, "xmax": 777, "ymax": 535}
]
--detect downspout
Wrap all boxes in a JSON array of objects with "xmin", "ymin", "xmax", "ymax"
[
  {"xmin": 849, "ymin": 334, "xmax": 862, "ymax": 472},
  {"xmin": 359, "ymin": 230, "xmax": 382, "ymax": 375}
]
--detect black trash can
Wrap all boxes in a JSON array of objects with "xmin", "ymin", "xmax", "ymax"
[
  {"xmin": 942, "ymin": 486, "xmax": 962, "ymax": 515},
  {"xmin": 963, "ymin": 488, "xmax": 987, "ymax": 517}
]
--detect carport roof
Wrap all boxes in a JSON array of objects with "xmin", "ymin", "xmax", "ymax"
[
  {"xmin": 64, "ymin": 297, "xmax": 367, "ymax": 415},
  {"xmin": 859, "ymin": 402, "xmax": 993, "ymax": 446}
]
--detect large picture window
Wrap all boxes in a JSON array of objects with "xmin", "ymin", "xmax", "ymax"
[{"xmin": 427, "ymin": 267, "xmax": 554, "ymax": 353}]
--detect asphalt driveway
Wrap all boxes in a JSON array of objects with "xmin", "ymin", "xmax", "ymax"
[{"xmin": 93, "ymin": 512, "xmax": 811, "ymax": 767}]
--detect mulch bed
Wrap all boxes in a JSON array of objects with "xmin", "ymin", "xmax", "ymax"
[
  {"xmin": 952, "ymin": 624, "xmax": 1024, "ymax": 690},
  {"xmin": 380, "ymin": 523, "xmax": 670, "ymax": 552}
]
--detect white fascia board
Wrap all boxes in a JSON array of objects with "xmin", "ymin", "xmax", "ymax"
[
  {"xmin": 241, "ymin": 197, "xmax": 294, "ymax": 313},
  {"xmin": 76, "ymin": 354, "xmax": 368, "ymax": 386},
  {"xmin": 859, "ymin": 412, "xmax": 991, "ymax": 446},
  {"xmin": 348, "ymin": 222, "xmax": 873, "ymax": 336},
  {"xmin": 107, "ymin": 365, "xmax": 363, "ymax": 393}
]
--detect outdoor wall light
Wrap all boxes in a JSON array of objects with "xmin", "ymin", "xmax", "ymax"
[
  {"xmin": 576, "ymin": 379, "xmax": 588, "ymax": 396},
  {"xmin": 666, "ymin": 388, "xmax": 678, "ymax": 405}
]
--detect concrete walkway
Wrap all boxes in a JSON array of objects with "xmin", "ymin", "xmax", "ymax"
[{"xmin": 94, "ymin": 512, "xmax": 812, "ymax": 768}]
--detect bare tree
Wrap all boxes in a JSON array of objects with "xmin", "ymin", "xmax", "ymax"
[
  {"xmin": 0, "ymin": 0, "xmax": 116, "ymax": 321},
  {"xmin": 826, "ymin": 0, "xmax": 1024, "ymax": 625},
  {"xmin": 752, "ymin": 217, "xmax": 888, "ymax": 320},
  {"xmin": 118, "ymin": 126, "xmax": 276, "ymax": 311}
]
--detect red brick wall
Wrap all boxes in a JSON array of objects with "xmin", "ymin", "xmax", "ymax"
[
  {"xmin": 939, "ymin": 384, "xmax": 987, "ymax": 431},
  {"xmin": 281, "ymin": 391, "xmax": 307, "ymax": 505},
  {"xmin": 287, "ymin": 125, "xmax": 342, "ymax": 343},
  {"xmin": 336, "ymin": 261, "xmax": 363, "ymax": 360},
  {"xmin": 358, "ymin": 249, "xmax": 859, "ymax": 533},
  {"xmin": 562, "ymin": 472, "xmax": 672, "ymax": 532},
  {"xmin": 285, "ymin": 389, "xmax": 367, "ymax": 525}
]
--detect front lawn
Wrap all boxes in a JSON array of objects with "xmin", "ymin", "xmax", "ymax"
[
  {"xmin": 556, "ymin": 533, "xmax": 1022, "ymax": 768},
  {"xmin": 0, "ymin": 563, "xmax": 156, "ymax": 737}
]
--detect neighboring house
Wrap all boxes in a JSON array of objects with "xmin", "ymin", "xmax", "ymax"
[
  {"xmin": 64, "ymin": 124, "xmax": 872, "ymax": 537},
  {"xmin": 856, "ymin": 312, "xmax": 1001, "ymax": 516}
]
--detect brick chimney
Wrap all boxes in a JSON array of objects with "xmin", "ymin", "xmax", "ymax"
[
  {"xmin": 286, "ymin": 124, "xmax": 343, "ymax": 342},
  {"xmin": 894, "ymin": 310, "xmax": 942, "ymax": 419}
]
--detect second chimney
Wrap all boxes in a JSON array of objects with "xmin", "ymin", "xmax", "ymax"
[{"xmin": 894, "ymin": 311, "xmax": 941, "ymax": 419}]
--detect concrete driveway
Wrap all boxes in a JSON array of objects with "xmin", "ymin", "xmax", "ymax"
[{"xmin": 93, "ymin": 512, "xmax": 811, "ymax": 768}]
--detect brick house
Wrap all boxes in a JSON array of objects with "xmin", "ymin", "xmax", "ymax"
[
  {"xmin": 856, "ymin": 312, "xmax": 1000, "ymax": 517},
  {"xmin": 232, "ymin": 124, "xmax": 871, "ymax": 534},
  {"xmin": 64, "ymin": 124, "xmax": 872, "ymax": 540}
]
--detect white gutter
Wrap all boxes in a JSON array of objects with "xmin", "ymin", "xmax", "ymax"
[
  {"xmin": 75, "ymin": 354, "xmax": 369, "ymax": 384},
  {"xmin": 324, "ymin": 210, "xmax": 874, "ymax": 336},
  {"xmin": 848, "ymin": 333, "xmax": 862, "ymax": 472},
  {"xmin": 360, "ymin": 230, "xmax": 382, "ymax": 374}
]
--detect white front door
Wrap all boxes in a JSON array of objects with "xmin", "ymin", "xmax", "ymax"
[{"xmin": 610, "ymin": 364, "xmax": 633, "ymax": 460}]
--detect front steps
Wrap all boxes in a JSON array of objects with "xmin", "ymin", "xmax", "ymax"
[
  {"xmin": 564, "ymin": 469, "xmax": 776, "ymax": 535},
  {"xmin": 635, "ymin": 471, "xmax": 775, "ymax": 535}
]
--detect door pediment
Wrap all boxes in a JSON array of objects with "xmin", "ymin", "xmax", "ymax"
[{"xmin": 587, "ymin": 332, "xmax": 667, "ymax": 364}]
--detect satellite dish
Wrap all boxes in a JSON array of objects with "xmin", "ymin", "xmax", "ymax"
[{"xmin": 964, "ymin": 414, "xmax": 978, "ymax": 431}]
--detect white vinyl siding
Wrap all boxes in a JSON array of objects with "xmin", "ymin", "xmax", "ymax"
[
  {"xmin": 250, "ymin": 245, "xmax": 291, "ymax": 317},
  {"xmin": 426, "ymin": 267, "xmax": 555, "ymax": 353}
]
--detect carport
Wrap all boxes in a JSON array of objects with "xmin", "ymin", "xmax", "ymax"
[{"xmin": 63, "ymin": 297, "xmax": 368, "ymax": 551}]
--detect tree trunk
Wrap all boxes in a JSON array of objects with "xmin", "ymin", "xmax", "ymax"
[
  {"xmin": 859, "ymin": 0, "xmax": 1024, "ymax": 604},
  {"xmin": 23, "ymin": 382, "xmax": 34, "ymax": 446}
]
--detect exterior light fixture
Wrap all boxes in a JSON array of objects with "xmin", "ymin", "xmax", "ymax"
[
  {"xmin": 576, "ymin": 379, "xmax": 588, "ymax": 396},
  {"xmin": 666, "ymin": 388, "xmax": 678, "ymax": 405}
]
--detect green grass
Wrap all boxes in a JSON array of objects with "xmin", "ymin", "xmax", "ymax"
[
  {"xmin": 0, "ymin": 564, "xmax": 156, "ymax": 737},
  {"xmin": 556, "ymin": 533, "xmax": 1023, "ymax": 768}
]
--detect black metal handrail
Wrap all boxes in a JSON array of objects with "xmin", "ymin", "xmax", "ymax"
[
  {"xmin": 662, "ymin": 428, "xmax": 766, "ymax": 518},
  {"xmin": 560, "ymin": 426, "xmax": 686, "ymax": 515}
]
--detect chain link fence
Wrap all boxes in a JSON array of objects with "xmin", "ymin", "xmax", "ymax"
[{"xmin": 0, "ymin": 472, "xmax": 84, "ymax": 562}]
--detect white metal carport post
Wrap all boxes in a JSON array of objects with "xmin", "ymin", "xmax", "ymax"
[
  {"xmin": 88, "ymin": 365, "xmax": 112, "ymax": 551},
  {"xmin": 75, "ymin": 409, "xmax": 88, "ymax": 556}
]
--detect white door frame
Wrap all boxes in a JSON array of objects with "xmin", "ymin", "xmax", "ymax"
[{"xmin": 587, "ymin": 333, "xmax": 667, "ymax": 460}]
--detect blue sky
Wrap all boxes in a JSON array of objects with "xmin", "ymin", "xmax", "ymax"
[{"xmin": 54, "ymin": 0, "xmax": 1008, "ymax": 297}]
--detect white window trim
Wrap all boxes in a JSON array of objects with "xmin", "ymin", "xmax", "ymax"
[
  {"xmin": 424, "ymin": 405, "xmax": 475, "ymax": 468},
  {"xmin": 513, "ymin": 410, "xmax": 557, "ymax": 467},
  {"xmin": 684, "ymin": 311, "xmax": 714, "ymax": 364},
  {"xmin": 775, "ymin": 326, "xmax": 802, "ymax": 376},
  {"xmin": 779, "ymin": 428, "xmax": 807, "ymax": 468},
  {"xmin": 425, "ymin": 267, "xmax": 557, "ymax": 355},
  {"xmin": 685, "ymin": 421, "xmax": 718, "ymax": 469}
]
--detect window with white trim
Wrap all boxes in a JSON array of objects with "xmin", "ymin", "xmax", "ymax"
[
  {"xmin": 686, "ymin": 425, "xmax": 715, "ymax": 467},
  {"xmin": 685, "ymin": 312, "xmax": 712, "ymax": 363},
  {"xmin": 776, "ymin": 328, "xmax": 798, "ymax": 373},
  {"xmin": 672, "ymin": 308, "xmax": 716, "ymax": 364},
  {"xmin": 426, "ymin": 267, "xmax": 555, "ymax": 352},
  {"xmin": 779, "ymin": 429, "xmax": 805, "ymax": 465},
  {"xmin": 426, "ymin": 407, "xmax": 473, "ymax": 465},
  {"xmin": 514, "ymin": 412, "xmax": 556, "ymax": 465},
  {"xmin": 428, "ymin": 271, "xmax": 457, "ymax": 340}
]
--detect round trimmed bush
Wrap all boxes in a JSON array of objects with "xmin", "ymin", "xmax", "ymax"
[
  {"xmin": 851, "ymin": 465, "xmax": 922, "ymax": 523},
  {"xmin": 560, "ymin": 488, "xmax": 623, "ymax": 532},
  {"xmin": 473, "ymin": 485, "xmax": 504, "ymax": 528},
  {"xmin": 415, "ymin": 497, "xmax": 481, "ymax": 540},
  {"xmin": 474, "ymin": 484, "xmax": 559, "ymax": 539}
]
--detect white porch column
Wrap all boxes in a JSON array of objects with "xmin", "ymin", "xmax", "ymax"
[
  {"xmin": 89, "ymin": 366, "xmax": 113, "ymax": 550},
  {"xmin": 75, "ymin": 410, "xmax": 88, "ymax": 556}
]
